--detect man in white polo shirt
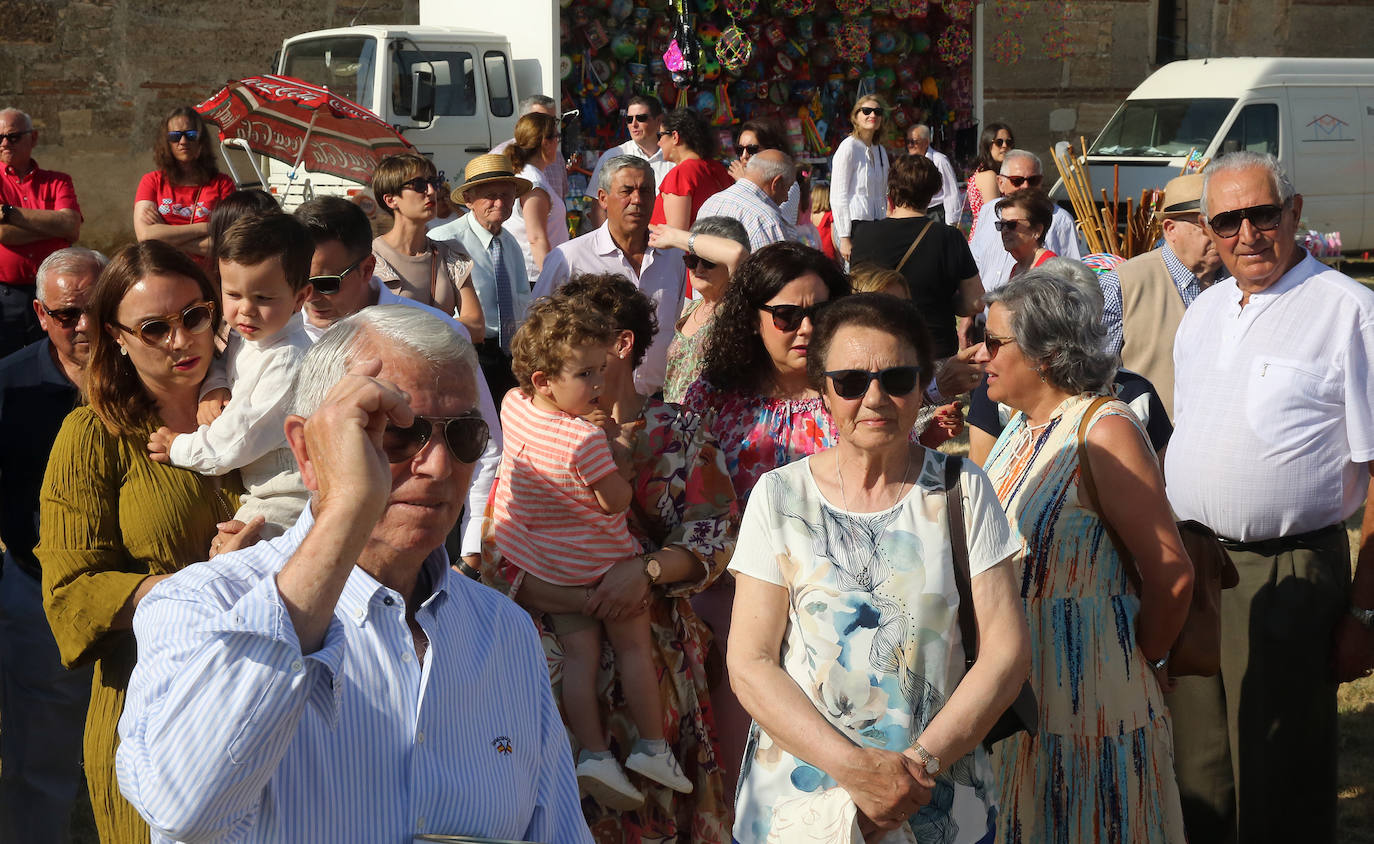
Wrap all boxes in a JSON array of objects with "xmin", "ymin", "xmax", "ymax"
[
  {"xmin": 1164, "ymin": 151, "xmax": 1374, "ymax": 844},
  {"xmin": 583, "ymin": 96, "xmax": 673, "ymax": 227},
  {"xmin": 535, "ymin": 155, "xmax": 684, "ymax": 395}
]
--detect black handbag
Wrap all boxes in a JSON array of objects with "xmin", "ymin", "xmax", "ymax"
[{"xmin": 944, "ymin": 456, "xmax": 1039, "ymax": 749}]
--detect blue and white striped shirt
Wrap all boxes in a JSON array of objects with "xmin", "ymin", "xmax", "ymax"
[
  {"xmin": 1098, "ymin": 242, "xmax": 1225, "ymax": 357},
  {"xmin": 117, "ymin": 506, "xmax": 592, "ymax": 844}
]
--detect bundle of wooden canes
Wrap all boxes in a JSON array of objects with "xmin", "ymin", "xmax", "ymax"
[{"xmin": 1052, "ymin": 137, "xmax": 1180, "ymax": 259}]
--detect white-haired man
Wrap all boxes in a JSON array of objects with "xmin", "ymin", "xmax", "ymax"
[
  {"xmin": 536, "ymin": 155, "xmax": 684, "ymax": 395},
  {"xmin": 968, "ymin": 149, "xmax": 1080, "ymax": 297},
  {"xmin": 0, "ymin": 108, "xmax": 83, "ymax": 358},
  {"xmin": 905, "ymin": 124, "xmax": 959, "ymax": 224},
  {"xmin": 116, "ymin": 306, "xmax": 592, "ymax": 843},
  {"xmin": 696, "ymin": 149, "xmax": 797, "ymax": 252},
  {"xmin": 0, "ymin": 246, "xmax": 103, "ymax": 842},
  {"xmin": 1165, "ymin": 151, "xmax": 1374, "ymax": 844}
]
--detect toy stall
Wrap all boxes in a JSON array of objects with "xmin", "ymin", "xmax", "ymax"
[{"xmin": 557, "ymin": 0, "xmax": 983, "ymax": 181}]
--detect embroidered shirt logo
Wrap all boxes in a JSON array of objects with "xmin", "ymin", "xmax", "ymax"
[{"xmin": 492, "ymin": 736, "xmax": 513, "ymax": 755}]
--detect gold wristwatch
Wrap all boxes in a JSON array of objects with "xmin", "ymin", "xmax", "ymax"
[{"xmin": 642, "ymin": 554, "xmax": 662, "ymax": 586}]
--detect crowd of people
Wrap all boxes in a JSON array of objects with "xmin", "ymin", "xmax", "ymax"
[{"xmin": 0, "ymin": 91, "xmax": 1371, "ymax": 844}]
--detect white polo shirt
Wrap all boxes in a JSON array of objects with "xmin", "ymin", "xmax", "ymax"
[
  {"xmin": 584, "ymin": 139, "xmax": 675, "ymax": 197},
  {"xmin": 533, "ymin": 223, "xmax": 686, "ymax": 395},
  {"xmin": 1165, "ymin": 251, "xmax": 1374, "ymax": 541}
]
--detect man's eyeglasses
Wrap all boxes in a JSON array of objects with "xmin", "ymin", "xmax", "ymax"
[
  {"xmin": 1206, "ymin": 203, "xmax": 1287, "ymax": 238},
  {"xmin": 992, "ymin": 138, "xmax": 1013, "ymax": 148},
  {"xmin": 626, "ymin": 114, "xmax": 652, "ymax": 124},
  {"xmin": 40, "ymin": 303, "xmax": 84, "ymax": 329},
  {"xmin": 734, "ymin": 144, "xmax": 762, "ymax": 157},
  {"xmin": 759, "ymin": 301, "xmax": 828, "ymax": 332},
  {"xmin": 0, "ymin": 130, "xmax": 34, "ymax": 145},
  {"xmin": 400, "ymin": 176, "xmax": 443, "ymax": 194},
  {"xmin": 307, "ymin": 256, "xmax": 366, "ymax": 295},
  {"xmin": 382, "ymin": 413, "xmax": 490, "ymax": 464},
  {"xmin": 999, "ymin": 174, "xmax": 1042, "ymax": 188},
  {"xmin": 682, "ymin": 254, "xmax": 717, "ymax": 272},
  {"xmin": 825, "ymin": 366, "xmax": 922, "ymax": 400},
  {"xmin": 994, "ymin": 218, "xmax": 1029, "ymax": 232},
  {"xmin": 983, "ymin": 332, "xmax": 1017, "ymax": 355},
  {"xmin": 114, "ymin": 301, "xmax": 216, "ymax": 347},
  {"xmin": 906, "ymin": 138, "xmax": 926, "ymax": 148},
  {"xmin": 858, "ymin": 106, "xmax": 885, "ymax": 117},
  {"xmin": 166, "ymin": 130, "xmax": 201, "ymax": 143}
]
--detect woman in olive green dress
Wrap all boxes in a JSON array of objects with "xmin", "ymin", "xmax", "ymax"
[{"xmin": 39, "ymin": 241, "xmax": 241, "ymax": 842}]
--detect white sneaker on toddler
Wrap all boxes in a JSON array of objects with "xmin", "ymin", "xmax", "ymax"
[
  {"xmin": 575, "ymin": 755, "xmax": 645, "ymax": 809},
  {"xmin": 625, "ymin": 747, "xmax": 694, "ymax": 794}
]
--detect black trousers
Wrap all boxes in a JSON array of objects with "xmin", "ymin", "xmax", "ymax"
[{"xmin": 475, "ymin": 337, "xmax": 518, "ymax": 410}]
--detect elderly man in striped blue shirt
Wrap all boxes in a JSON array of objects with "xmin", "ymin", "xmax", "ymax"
[{"xmin": 115, "ymin": 306, "xmax": 592, "ymax": 844}]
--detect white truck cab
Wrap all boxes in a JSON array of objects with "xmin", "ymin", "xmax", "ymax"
[{"xmin": 1069, "ymin": 57, "xmax": 1374, "ymax": 252}]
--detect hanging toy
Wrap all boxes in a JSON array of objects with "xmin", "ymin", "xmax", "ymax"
[
  {"xmin": 991, "ymin": 31, "xmax": 1024, "ymax": 64},
  {"xmin": 834, "ymin": 20, "xmax": 870, "ymax": 64},
  {"xmin": 835, "ymin": 0, "xmax": 868, "ymax": 15},
  {"xmin": 725, "ymin": 0, "xmax": 758, "ymax": 18},
  {"xmin": 920, "ymin": 75, "xmax": 939, "ymax": 99},
  {"xmin": 711, "ymin": 82, "xmax": 734, "ymax": 125},
  {"xmin": 717, "ymin": 23, "xmax": 754, "ymax": 74},
  {"xmin": 937, "ymin": 25, "xmax": 972, "ymax": 65},
  {"xmin": 664, "ymin": 0, "xmax": 702, "ymax": 87}
]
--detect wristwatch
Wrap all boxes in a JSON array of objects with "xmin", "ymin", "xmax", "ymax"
[
  {"xmin": 0, "ymin": 204, "xmax": 13, "ymax": 224},
  {"xmin": 642, "ymin": 554, "xmax": 662, "ymax": 586},
  {"xmin": 1148, "ymin": 651, "xmax": 1170, "ymax": 671},
  {"xmin": 911, "ymin": 741, "xmax": 941, "ymax": 776},
  {"xmin": 1351, "ymin": 606, "xmax": 1374, "ymax": 629}
]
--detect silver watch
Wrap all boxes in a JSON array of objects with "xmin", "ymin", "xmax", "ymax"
[
  {"xmin": 912, "ymin": 741, "xmax": 940, "ymax": 775},
  {"xmin": 1351, "ymin": 606, "xmax": 1374, "ymax": 629}
]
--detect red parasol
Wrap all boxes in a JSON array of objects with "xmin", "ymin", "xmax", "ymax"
[{"xmin": 195, "ymin": 74, "xmax": 414, "ymax": 184}]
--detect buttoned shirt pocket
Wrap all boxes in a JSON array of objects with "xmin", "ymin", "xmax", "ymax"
[{"xmin": 1245, "ymin": 356, "xmax": 1340, "ymax": 447}]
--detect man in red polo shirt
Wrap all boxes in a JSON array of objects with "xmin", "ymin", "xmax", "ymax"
[{"xmin": 0, "ymin": 108, "xmax": 82, "ymax": 358}]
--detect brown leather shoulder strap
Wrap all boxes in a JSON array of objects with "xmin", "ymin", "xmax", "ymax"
[{"xmin": 895, "ymin": 219, "xmax": 935, "ymax": 274}]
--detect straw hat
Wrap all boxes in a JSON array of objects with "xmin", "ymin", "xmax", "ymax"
[
  {"xmin": 1155, "ymin": 174, "xmax": 1205, "ymax": 219},
  {"xmin": 451, "ymin": 154, "xmax": 532, "ymax": 205}
]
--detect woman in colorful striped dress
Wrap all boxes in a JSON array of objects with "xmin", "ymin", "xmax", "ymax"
[{"xmin": 972, "ymin": 270, "xmax": 1194, "ymax": 843}]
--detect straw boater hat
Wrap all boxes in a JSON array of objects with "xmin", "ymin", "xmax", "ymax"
[
  {"xmin": 1155, "ymin": 174, "xmax": 1205, "ymax": 220},
  {"xmin": 451, "ymin": 154, "xmax": 532, "ymax": 205}
]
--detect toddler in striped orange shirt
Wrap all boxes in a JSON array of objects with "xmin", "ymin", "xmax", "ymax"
[{"xmin": 493, "ymin": 296, "xmax": 692, "ymax": 809}]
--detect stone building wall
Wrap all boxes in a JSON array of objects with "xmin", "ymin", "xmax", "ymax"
[{"xmin": 0, "ymin": 0, "xmax": 418, "ymax": 254}]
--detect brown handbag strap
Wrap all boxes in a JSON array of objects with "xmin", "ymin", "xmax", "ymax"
[
  {"xmin": 429, "ymin": 247, "xmax": 442, "ymax": 304},
  {"xmin": 1075, "ymin": 396, "xmax": 1144, "ymax": 592},
  {"xmin": 894, "ymin": 218, "xmax": 935, "ymax": 273},
  {"xmin": 944, "ymin": 455, "xmax": 980, "ymax": 669}
]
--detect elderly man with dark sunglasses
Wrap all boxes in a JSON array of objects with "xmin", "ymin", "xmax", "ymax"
[
  {"xmin": 0, "ymin": 246, "xmax": 103, "ymax": 842},
  {"xmin": 1164, "ymin": 151, "xmax": 1374, "ymax": 844},
  {"xmin": 968, "ymin": 149, "xmax": 1080, "ymax": 302},
  {"xmin": 116, "ymin": 305, "xmax": 592, "ymax": 844}
]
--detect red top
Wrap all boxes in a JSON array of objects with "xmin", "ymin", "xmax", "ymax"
[
  {"xmin": 816, "ymin": 210, "xmax": 836, "ymax": 260},
  {"xmin": 650, "ymin": 158, "xmax": 733, "ymax": 227},
  {"xmin": 0, "ymin": 159, "xmax": 82, "ymax": 286},
  {"xmin": 135, "ymin": 171, "xmax": 236, "ymax": 225},
  {"xmin": 1009, "ymin": 248, "xmax": 1058, "ymax": 280}
]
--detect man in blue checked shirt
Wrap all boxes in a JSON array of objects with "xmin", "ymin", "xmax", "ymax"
[{"xmin": 115, "ymin": 306, "xmax": 592, "ymax": 844}]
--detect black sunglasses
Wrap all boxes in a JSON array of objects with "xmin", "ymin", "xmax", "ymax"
[
  {"xmin": 167, "ymin": 129, "xmax": 201, "ymax": 143},
  {"xmin": 626, "ymin": 114, "xmax": 652, "ymax": 124},
  {"xmin": 825, "ymin": 366, "xmax": 922, "ymax": 400},
  {"xmin": 1206, "ymin": 202, "xmax": 1287, "ymax": 238},
  {"xmin": 1000, "ymin": 174, "xmax": 1042, "ymax": 188},
  {"xmin": 656, "ymin": 130, "xmax": 673, "ymax": 139},
  {"xmin": 994, "ymin": 218, "xmax": 1030, "ymax": 232},
  {"xmin": 991, "ymin": 138, "xmax": 1013, "ymax": 147},
  {"xmin": 40, "ymin": 303, "xmax": 84, "ymax": 329},
  {"xmin": 759, "ymin": 301, "xmax": 828, "ymax": 332},
  {"xmin": 115, "ymin": 301, "xmax": 217, "ymax": 347},
  {"xmin": 0, "ymin": 130, "xmax": 34, "ymax": 145},
  {"xmin": 382, "ymin": 413, "xmax": 490, "ymax": 464},
  {"xmin": 734, "ymin": 144, "xmax": 762, "ymax": 157},
  {"xmin": 983, "ymin": 332, "xmax": 1017, "ymax": 355},
  {"xmin": 858, "ymin": 106, "xmax": 885, "ymax": 117},
  {"xmin": 308, "ymin": 256, "xmax": 366, "ymax": 295},
  {"xmin": 400, "ymin": 176, "xmax": 443, "ymax": 194},
  {"xmin": 682, "ymin": 254, "xmax": 717, "ymax": 272}
]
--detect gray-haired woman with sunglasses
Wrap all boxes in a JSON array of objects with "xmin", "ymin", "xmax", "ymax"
[{"xmin": 728, "ymin": 293, "xmax": 1030, "ymax": 842}]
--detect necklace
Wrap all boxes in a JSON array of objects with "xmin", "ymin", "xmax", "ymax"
[{"xmin": 835, "ymin": 445, "xmax": 914, "ymax": 514}]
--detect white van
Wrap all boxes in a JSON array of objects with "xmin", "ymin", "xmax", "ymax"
[{"xmin": 1071, "ymin": 57, "xmax": 1374, "ymax": 252}]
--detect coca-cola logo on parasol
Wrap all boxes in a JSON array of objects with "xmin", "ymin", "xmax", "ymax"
[{"xmin": 242, "ymin": 77, "xmax": 381, "ymax": 123}]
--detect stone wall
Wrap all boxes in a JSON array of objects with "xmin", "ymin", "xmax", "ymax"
[
  {"xmin": 982, "ymin": 0, "xmax": 1374, "ymax": 165},
  {"xmin": 0, "ymin": 0, "xmax": 418, "ymax": 254}
]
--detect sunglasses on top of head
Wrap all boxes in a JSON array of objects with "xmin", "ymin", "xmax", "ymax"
[
  {"xmin": 166, "ymin": 129, "xmax": 200, "ymax": 143},
  {"xmin": 115, "ymin": 301, "xmax": 216, "ymax": 347},
  {"xmin": 400, "ymin": 176, "xmax": 443, "ymax": 194},
  {"xmin": 40, "ymin": 303, "xmax": 85, "ymax": 329},
  {"xmin": 382, "ymin": 413, "xmax": 490, "ymax": 464},
  {"xmin": 682, "ymin": 254, "xmax": 717, "ymax": 272},
  {"xmin": 825, "ymin": 366, "xmax": 922, "ymax": 400},
  {"xmin": 999, "ymin": 174, "xmax": 1042, "ymax": 188},
  {"xmin": 308, "ymin": 255, "xmax": 366, "ymax": 295},
  {"xmin": 1205, "ymin": 202, "xmax": 1287, "ymax": 238},
  {"xmin": 759, "ymin": 301, "xmax": 828, "ymax": 332}
]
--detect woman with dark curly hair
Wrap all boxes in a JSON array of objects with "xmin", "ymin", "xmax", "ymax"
[
  {"xmin": 482, "ymin": 272, "xmax": 738, "ymax": 842},
  {"xmin": 966, "ymin": 122, "xmax": 1014, "ymax": 239},
  {"xmin": 650, "ymin": 108, "xmax": 733, "ymax": 231},
  {"xmin": 133, "ymin": 106, "xmax": 237, "ymax": 267}
]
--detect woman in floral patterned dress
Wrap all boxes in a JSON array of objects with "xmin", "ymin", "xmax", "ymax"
[
  {"xmin": 729, "ymin": 294, "xmax": 1030, "ymax": 843},
  {"xmin": 483, "ymin": 273, "xmax": 738, "ymax": 843}
]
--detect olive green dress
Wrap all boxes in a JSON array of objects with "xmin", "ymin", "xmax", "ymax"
[{"xmin": 38, "ymin": 407, "xmax": 238, "ymax": 843}]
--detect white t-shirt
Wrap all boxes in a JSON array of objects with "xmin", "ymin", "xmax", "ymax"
[
  {"xmin": 1165, "ymin": 251, "xmax": 1374, "ymax": 540},
  {"xmin": 502, "ymin": 163, "xmax": 569, "ymax": 285}
]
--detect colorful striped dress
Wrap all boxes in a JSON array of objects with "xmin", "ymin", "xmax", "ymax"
[{"xmin": 981, "ymin": 394, "xmax": 1185, "ymax": 844}]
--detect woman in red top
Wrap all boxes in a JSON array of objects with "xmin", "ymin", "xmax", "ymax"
[
  {"xmin": 650, "ymin": 108, "xmax": 732, "ymax": 230},
  {"xmin": 133, "ymin": 106, "xmax": 236, "ymax": 268},
  {"xmin": 997, "ymin": 190, "xmax": 1058, "ymax": 279}
]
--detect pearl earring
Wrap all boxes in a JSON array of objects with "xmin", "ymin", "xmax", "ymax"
[{"xmin": 119, "ymin": 345, "xmax": 128, "ymax": 356}]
